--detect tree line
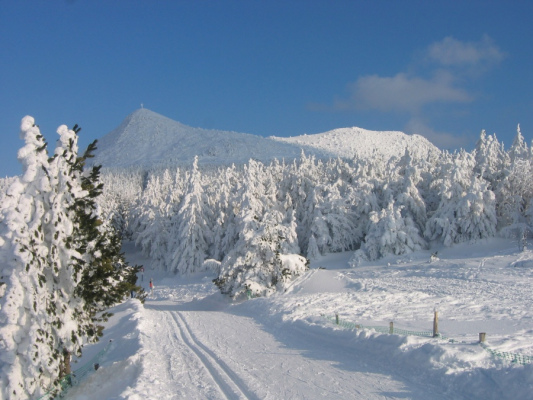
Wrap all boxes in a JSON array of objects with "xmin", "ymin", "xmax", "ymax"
[{"xmin": 99, "ymin": 125, "xmax": 532, "ymax": 297}]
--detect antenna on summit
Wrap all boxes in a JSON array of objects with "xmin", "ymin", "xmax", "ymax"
[{"xmin": 141, "ymin": 103, "xmax": 144, "ymax": 109}]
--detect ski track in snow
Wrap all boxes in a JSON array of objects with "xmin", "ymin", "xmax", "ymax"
[
  {"xmin": 134, "ymin": 302, "xmax": 454, "ymax": 400},
  {"xmin": 67, "ymin": 239, "xmax": 533, "ymax": 400},
  {"xmin": 150, "ymin": 305, "xmax": 257, "ymax": 400}
]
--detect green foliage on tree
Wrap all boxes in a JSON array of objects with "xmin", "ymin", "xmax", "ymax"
[
  {"xmin": 69, "ymin": 132, "xmax": 146, "ymax": 342},
  {"xmin": 0, "ymin": 118, "xmax": 145, "ymax": 399}
]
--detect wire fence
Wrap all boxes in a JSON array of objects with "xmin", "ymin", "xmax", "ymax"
[
  {"xmin": 481, "ymin": 344, "xmax": 533, "ymax": 365},
  {"xmin": 322, "ymin": 314, "xmax": 533, "ymax": 366},
  {"xmin": 37, "ymin": 340, "xmax": 112, "ymax": 400}
]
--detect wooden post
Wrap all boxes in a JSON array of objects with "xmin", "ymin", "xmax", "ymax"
[
  {"xmin": 433, "ymin": 310, "xmax": 439, "ymax": 337},
  {"xmin": 389, "ymin": 321, "xmax": 394, "ymax": 334},
  {"xmin": 335, "ymin": 313, "xmax": 339, "ymax": 325},
  {"xmin": 59, "ymin": 350, "xmax": 71, "ymax": 378},
  {"xmin": 479, "ymin": 332, "xmax": 486, "ymax": 343}
]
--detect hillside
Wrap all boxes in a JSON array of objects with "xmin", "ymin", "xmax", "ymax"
[
  {"xmin": 271, "ymin": 126, "xmax": 441, "ymax": 162},
  {"xmin": 92, "ymin": 108, "xmax": 440, "ymax": 169}
]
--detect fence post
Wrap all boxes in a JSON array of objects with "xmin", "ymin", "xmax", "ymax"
[
  {"xmin": 389, "ymin": 321, "xmax": 394, "ymax": 334},
  {"xmin": 479, "ymin": 332, "xmax": 486, "ymax": 343},
  {"xmin": 433, "ymin": 310, "xmax": 439, "ymax": 337},
  {"xmin": 335, "ymin": 313, "xmax": 339, "ymax": 325}
]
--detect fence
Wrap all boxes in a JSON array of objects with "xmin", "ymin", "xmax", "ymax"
[
  {"xmin": 38, "ymin": 340, "xmax": 112, "ymax": 400},
  {"xmin": 323, "ymin": 313, "xmax": 533, "ymax": 366}
]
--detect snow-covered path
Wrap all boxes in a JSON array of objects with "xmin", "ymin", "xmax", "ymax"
[
  {"xmin": 67, "ymin": 240, "xmax": 533, "ymax": 400},
  {"xmin": 122, "ymin": 299, "xmax": 451, "ymax": 400}
]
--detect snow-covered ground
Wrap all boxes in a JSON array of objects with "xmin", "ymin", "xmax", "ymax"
[{"xmin": 66, "ymin": 239, "xmax": 533, "ymax": 400}]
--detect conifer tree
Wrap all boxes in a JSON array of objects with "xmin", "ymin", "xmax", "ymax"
[
  {"xmin": 0, "ymin": 116, "xmax": 56, "ymax": 399},
  {"xmin": 509, "ymin": 124, "xmax": 529, "ymax": 165},
  {"xmin": 0, "ymin": 117, "xmax": 143, "ymax": 400},
  {"xmin": 168, "ymin": 156, "xmax": 213, "ymax": 274},
  {"xmin": 214, "ymin": 160, "xmax": 308, "ymax": 298},
  {"xmin": 73, "ymin": 136, "xmax": 145, "ymax": 319},
  {"xmin": 357, "ymin": 198, "xmax": 425, "ymax": 261},
  {"xmin": 474, "ymin": 130, "xmax": 508, "ymax": 190}
]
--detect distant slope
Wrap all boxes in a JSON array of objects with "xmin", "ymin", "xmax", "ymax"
[
  {"xmin": 92, "ymin": 108, "xmax": 334, "ymax": 169},
  {"xmin": 270, "ymin": 127, "xmax": 440, "ymax": 162},
  {"xmin": 92, "ymin": 108, "xmax": 440, "ymax": 169}
]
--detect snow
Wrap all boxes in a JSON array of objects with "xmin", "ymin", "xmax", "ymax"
[
  {"xmin": 91, "ymin": 108, "xmax": 439, "ymax": 170},
  {"xmin": 271, "ymin": 126, "xmax": 441, "ymax": 163},
  {"xmin": 66, "ymin": 238, "xmax": 533, "ymax": 400}
]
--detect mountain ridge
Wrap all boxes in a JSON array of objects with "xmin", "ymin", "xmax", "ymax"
[{"xmin": 92, "ymin": 108, "xmax": 440, "ymax": 169}]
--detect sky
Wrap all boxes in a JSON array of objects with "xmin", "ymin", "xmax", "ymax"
[{"xmin": 1, "ymin": 0, "xmax": 532, "ymax": 177}]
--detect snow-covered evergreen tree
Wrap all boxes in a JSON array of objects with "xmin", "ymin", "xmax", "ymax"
[
  {"xmin": 0, "ymin": 116, "xmax": 57, "ymax": 399},
  {"xmin": 0, "ymin": 118, "xmax": 143, "ymax": 400},
  {"xmin": 321, "ymin": 182, "xmax": 358, "ymax": 252},
  {"xmin": 211, "ymin": 164, "xmax": 240, "ymax": 261},
  {"xmin": 214, "ymin": 160, "xmax": 307, "ymax": 298},
  {"xmin": 306, "ymin": 234, "xmax": 321, "ymax": 260},
  {"xmin": 74, "ymin": 140, "xmax": 144, "ymax": 318},
  {"xmin": 474, "ymin": 130, "xmax": 508, "ymax": 190},
  {"xmin": 497, "ymin": 158, "xmax": 533, "ymax": 240},
  {"xmin": 508, "ymin": 124, "xmax": 529, "ymax": 165},
  {"xmin": 425, "ymin": 151, "xmax": 496, "ymax": 245},
  {"xmin": 168, "ymin": 156, "xmax": 213, "ymax": 274},
  {"xmin": 357, "ymin": 198, "xmax": 426, "ymax": 261},
  {"xmin": 395, "ymin": 151, "xmax": 426, "ymax": 227},
  {"xmin": 133, "ymin": 174, "xmax": 164, "ymax": 257}
]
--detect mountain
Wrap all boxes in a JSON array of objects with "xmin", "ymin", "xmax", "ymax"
[
  {"xmin": 92, "ymin": 108, "xmax": 440, "ymax": 169},
  {"xmin": 271, "ymin": 126, "xmax": 440, "ymax": 162}
]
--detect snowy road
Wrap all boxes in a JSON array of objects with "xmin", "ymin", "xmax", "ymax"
[
  {"xmin": 67, "ymin": 241, "xmax": 533, "ymax": 400},
  {"xmin": 134, "ymin": 301, "xmax": 452, "ymax": 400}
]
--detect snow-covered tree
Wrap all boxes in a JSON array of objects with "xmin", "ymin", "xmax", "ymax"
[
  {"xmin": 321, "ymin": 182, "xmax": 358, "ymax": 252},
  {"xmin": 168, "ymin": 156, "xmax": 213, "ymax": 274},
  {"xmin": 0, "ymin": 118, "xmax": 142, "ymax": 400},
  {"xmin": 214, "ymin": 160, "xmax": 307, "ymax": 298},
  {"xmin": 215, "ymin": 207, "xmax": 307, "ymax": 298},
  {"xmin": 497, "ymin": 159, "xmax": 533, "ymax": 241},
  {"xmin": 0, "ymin": 116, "xmax": 57, "ymax": 399},
  {"xmin": 425, "ymin": 151, "xmax": 496, "ymax": 245},
  {"xmin": 394, "ymin": 150, "xmax": 427, "ymax": 229},
  {"xmin": 210, "ymin": 165, "xmax": 240, "ymax": 261},
  {"xmin": 74, "ymin": 141, "xmax": 144, "ymax": 316},
  {"xmin": 300, "ymin": 186, "xmax": 328, "ymax": 255},
  {"xmin": 474, "ymin": 130, "xmax": 508, "ymax": 190},
  {"xmin": 356, "ymin": 198, "xmax": 426, "ymax": 261},
  {"xmin": 306, "ymin": 234, "xmax": 321, "ymax": 260},
  {"xmin": 508, "ymin": 124, "xmax": 529, "ymax": 165}
]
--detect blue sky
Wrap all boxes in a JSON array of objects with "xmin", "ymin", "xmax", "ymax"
[{"xmin": 1, "ymin": 0, "xmax": 532, "ymax": 177}]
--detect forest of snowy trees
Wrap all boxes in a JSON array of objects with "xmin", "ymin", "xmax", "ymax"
[
  {"xmin": 97, "ymin": 125, "xmax": 533, "ymax": 297},
  {"xmin": 0, "ymin": 117, "xmax": 531, "ymax": 399}
]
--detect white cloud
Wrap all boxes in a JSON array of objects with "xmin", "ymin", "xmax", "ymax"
[
  {"xmin": 337, "ymin": 71, "xmax": 472, "ymax": 113},
  {"xmin": 427, "ymin": 35, "xmax": 504, "ymax": 67},
  {"xmin": 321, "ymin": 35, "xmax": 504, "ymax": 149}
]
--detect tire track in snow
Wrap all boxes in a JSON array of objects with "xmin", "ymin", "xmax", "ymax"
[
  {"xmin": 162, "ymin": 306, "xmax": 259, "ymax": 400},
  {"xmin": 283, "ymin": 268, "xmax": 318, "ymax": 294}
]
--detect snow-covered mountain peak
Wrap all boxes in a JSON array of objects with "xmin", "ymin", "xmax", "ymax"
[{"xmin": 92, "ymin": 109, "xmax": 440, "ymax": 169}]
